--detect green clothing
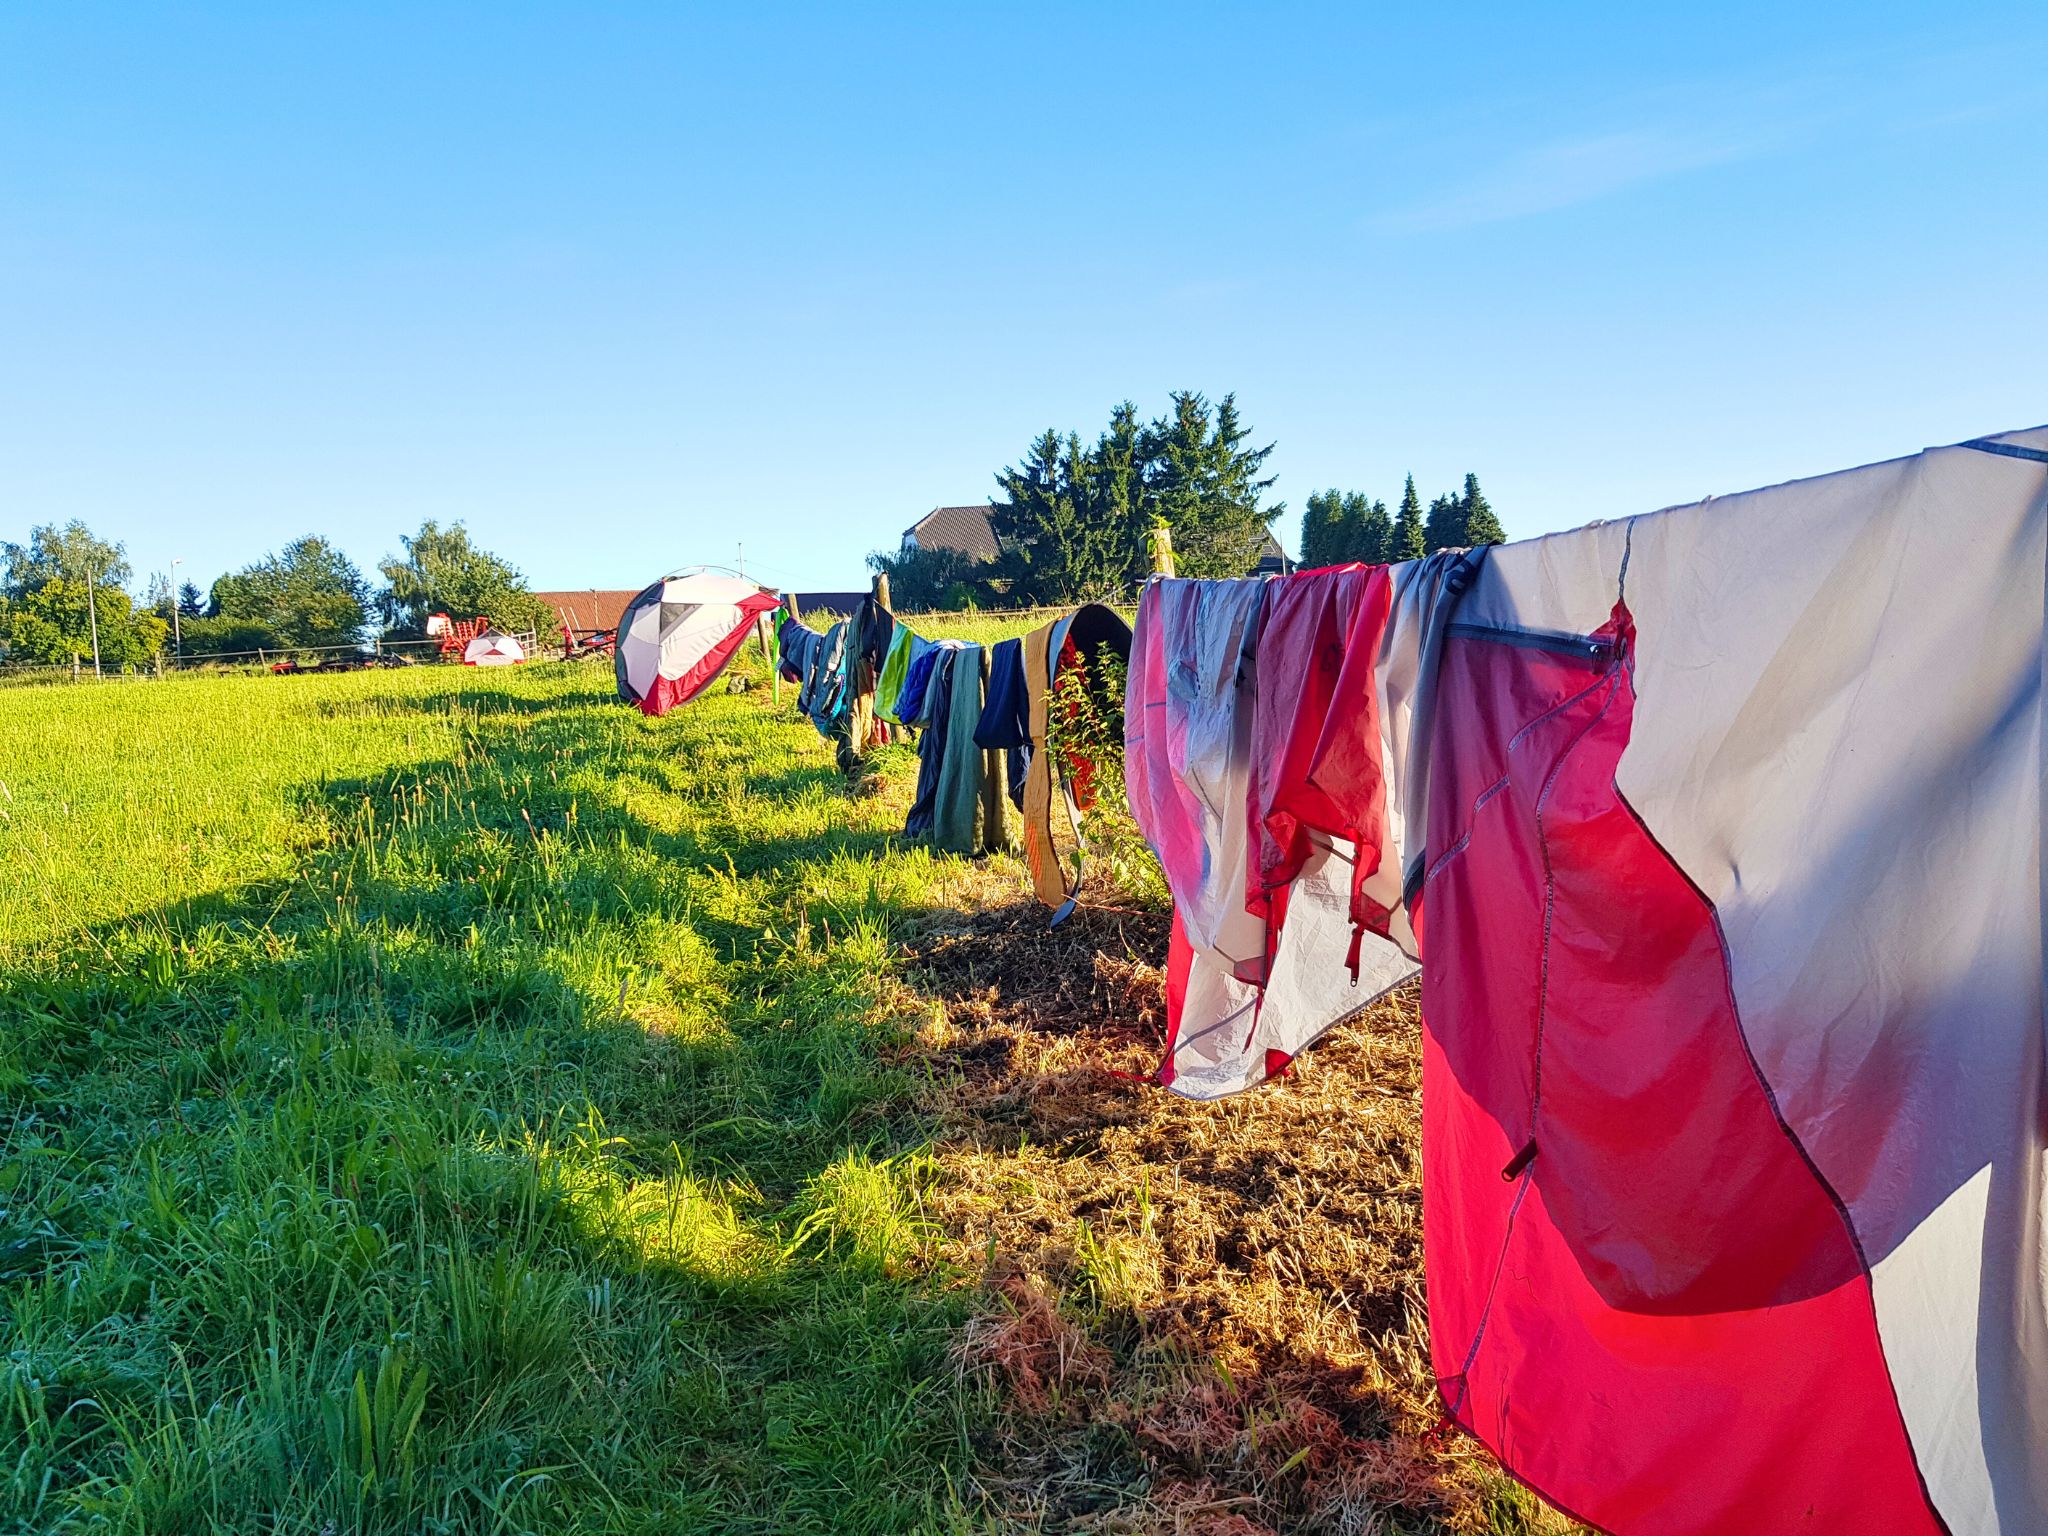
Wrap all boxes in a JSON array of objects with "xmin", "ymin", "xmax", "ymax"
[
  {"xmin": 875, "ymin": 622, "xmax": 917, "ymax": 723},
  {"xmin": 931, "ymin": 644, "xmax": 1006, "ymax": 855}
]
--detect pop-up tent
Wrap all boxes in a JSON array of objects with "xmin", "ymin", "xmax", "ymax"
[
  {"xmin": 615, "ymin": 570, "xmax": 780, "ymax": 715},
  {"xmin": 462, "ymin": 630, "xmax": 526, "ymax": 666}
]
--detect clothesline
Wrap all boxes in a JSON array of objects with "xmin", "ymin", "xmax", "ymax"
[{"xmin": 774, "ymin": 587, "xmax": 1135, "ymax": 908}]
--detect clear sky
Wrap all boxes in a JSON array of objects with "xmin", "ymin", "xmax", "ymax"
[{"xmin": 3, "ymin": 3, "xmax": 2044, "ymax": 598}]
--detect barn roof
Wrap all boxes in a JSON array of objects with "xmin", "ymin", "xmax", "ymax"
[{"xmin": 902, "ymin": 504, "xmax": 1002, "ymax": 563}]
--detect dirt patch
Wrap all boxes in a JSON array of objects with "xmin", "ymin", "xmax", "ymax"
[{"xmin": 899, "ymin": 896, "xmax": 1573, "ymax": 1535}]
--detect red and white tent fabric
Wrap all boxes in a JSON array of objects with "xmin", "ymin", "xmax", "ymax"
[
  {"xmin": 1127, "ymin": 427, "xmax": 2048, "ymax": 1533},
  {"xmin": 614, "ymin": 570, "xmax": 780, "ymax": 716},
  {"xmin": 462, "ymin": 630, "xmax": 526, "ymax": 666}
]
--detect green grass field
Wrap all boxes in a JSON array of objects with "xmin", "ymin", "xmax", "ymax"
[
  {"xmin": 0, "ymin": 641, "xmax": 1566, "ymax": 1536},
  {"xmin": 0, "ymin": 651, "xmax": 1013, "ymax": 1535}
]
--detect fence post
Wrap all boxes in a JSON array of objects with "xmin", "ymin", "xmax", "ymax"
[
  {"xmin": 1146, "ymin": 523, "xmax": 1176, "ymax": 578},
  {"xmin": 72, "ymin": 655, "xmax": 80, "ymax": 683}
]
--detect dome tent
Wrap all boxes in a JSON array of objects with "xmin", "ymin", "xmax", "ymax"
[
  {"xmin": 463, "ymin": 630, "xmax": 526, "ymax": 666},
  {"xmin": 615, "ymin": 569, "xmax": 780, "ymax": 716}
]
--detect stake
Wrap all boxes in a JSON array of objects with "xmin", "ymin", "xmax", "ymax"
[{"xmin": 85, "ymin": 568, "xmax": 102, "ymax": 677}]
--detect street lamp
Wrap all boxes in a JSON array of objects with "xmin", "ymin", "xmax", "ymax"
[{"xmin": 170, "ymin": 557, "xmax": 183, "ymax": 662}]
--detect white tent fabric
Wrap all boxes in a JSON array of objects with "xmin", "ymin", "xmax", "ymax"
[
  {"xmin": 463, "ymin": 630, "xmax": 526, "ymax": 666},
  {"xmin": 1447, "ymin": 427, "xmax": 2048, "ymax": 1532},
  {"xmin": 614, "ymin": 570, "xmax": 779, "ymax": 715}
]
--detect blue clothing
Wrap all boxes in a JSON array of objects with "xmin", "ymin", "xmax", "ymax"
[
  {"xmin": 778, "ymin": 617, "xmax": 817, "ymax": 684},
  {"xmin": 880, "ymin": 632, "xmax": 934, "ymax": 724},
  {"xmin": 975, "ymin": 635, "xmax": 1031, "ymax": 808},
  {"xmin": 897, "ymin": 638, "xmax": 962, "ymax": 726},
  {"xmin": 801, "ymin": 620, "xmax": 852, "ymax": 733},
  {"xmin": 904, "ymin": 648, "xmax": 954, "ymax": 837}
]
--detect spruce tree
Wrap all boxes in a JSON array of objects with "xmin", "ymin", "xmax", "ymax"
[
  {"xmin": 1461, "ymin": 472, "xmax": 1506, "ymax": 546},
  {"xmin": 1301, "ymin": 490, "xmax": 1344, "ymax": 568},
  {"xmin": 1356, "ymin": 499, "xmax": 1393, "ymax": 564},
  {"xmin": 1143, "ymin": 392, "xmax": 1281, "ymax": 579},
  {"xmin": 1391, "ymin": 476, "xmax": 1426, "ymax": 562},
  {"xmin": 1424, "ymin": 492, "xmax": 1465, "ymax": 553}
]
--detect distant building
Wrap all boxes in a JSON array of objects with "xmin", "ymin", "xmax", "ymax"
[
  {"xmin": 531, "ymin": 589, "xmax": 643, "ymax": 636},
  {"xmin": 901, "ymin": 504, "xmax": 1004, "ymax": 563},
  {"xmin": 903, "ymin": 502, "xmax": 1290, "ymax": 577}
]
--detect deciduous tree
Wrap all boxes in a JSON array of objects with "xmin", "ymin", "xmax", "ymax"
[
  {"xmin": 379, "ymin": 521, "xmax": 550, "ymax": 638},
  {"xmin": 212, "ymin": 536, "xmax": 373, "ymax": 649}
]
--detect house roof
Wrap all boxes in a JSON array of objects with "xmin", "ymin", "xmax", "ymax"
[
  {"xmin": 903, "ymin": 504, "xmax": 1002, "ymax": 563},
  {"xmin": 531, "ymin": 589, "xmax": 643, "ymax": 634},
  {"xmin": 899, "ymin": 508, "xmax": 1289, "ymax": 573}
]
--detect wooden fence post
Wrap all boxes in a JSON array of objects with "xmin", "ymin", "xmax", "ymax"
[{"xmin": 1147, "ymin": 523, "xmax": 1176, "ymax": 577}]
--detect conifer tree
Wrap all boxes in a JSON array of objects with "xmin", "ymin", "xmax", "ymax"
[
  {"xmin": 1301, "ymin": 489, "xmax": 1345, "ymax": 568},
  {"xmin": 1461, "ymin": 472, "xmax": 1506, "ymax": 546},
  {"xmin": 1391, "ymin": 475, "xmax": 1426, "ymax": 562},
  {"xmin": 1424, "ymin": 492, "xmax": 1465, "ymax": 553},
  {"xmin": 1355, "ymin": 498, "xmax": 1393, "ymax": 563}
]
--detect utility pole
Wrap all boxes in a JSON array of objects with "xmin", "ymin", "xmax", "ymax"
[
  {"xmin": 170, "ymin": 557, "xmax": 183, "ymax": 662},
  {"xmin": 85, "ymin": 567, "xmax": 103, "ymax": 677}
]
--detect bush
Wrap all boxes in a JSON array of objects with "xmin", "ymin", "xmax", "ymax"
[
  {"xmin": 1044, "ymin": 648, "xmax": 1167, "ymax": 908},
  {"xmin": 865, "ymin": 546, "xmax": 991, "ymax": 612},
  {"xmin": 178, "ymin": 615, "xmax": 285, "ymax": 660}
]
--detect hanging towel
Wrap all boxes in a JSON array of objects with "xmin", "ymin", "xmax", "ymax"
[{"xmin": 931, "ymin": 643, "xmax": 1004, "ymax": 854}]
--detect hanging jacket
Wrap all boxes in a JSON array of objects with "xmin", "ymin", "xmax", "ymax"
[
  {"xmin": 777, "ymin": 616, "xmax": 817, "ymax": 685},
  {"xmin": 1124, "ymin": 578, "xmax": 1270, "ymax": 974},
  {"xmin": 1248, "ymin": 564, "xmax": 1399, "ymax": 981}
]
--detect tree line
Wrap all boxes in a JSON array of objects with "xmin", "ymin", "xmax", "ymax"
[
  {"xmin": 0, "ymin": 519, "xmax": 556, "ymax": 668},
  {"xmin": 1300, "ymin": 472, "xmax": 1505, "ymax": 568},
  {"xmin": 871, "ymin": 391, "xmax": 1506, "ymax": 609}
]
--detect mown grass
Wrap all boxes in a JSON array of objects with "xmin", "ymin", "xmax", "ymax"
[{"xmin": 0, "ymin": 653, "xmax": 996, "ymax": 1535}]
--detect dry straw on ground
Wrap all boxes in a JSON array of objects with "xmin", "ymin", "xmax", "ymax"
[{"xmin": 894, "ymin": 897, "xmax": 1577, "ymax": 1536}]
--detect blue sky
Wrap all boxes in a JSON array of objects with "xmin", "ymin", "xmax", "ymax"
[{"xmin": 3, "ymin": 3, "xmax": 2044, "ymax": 598}]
